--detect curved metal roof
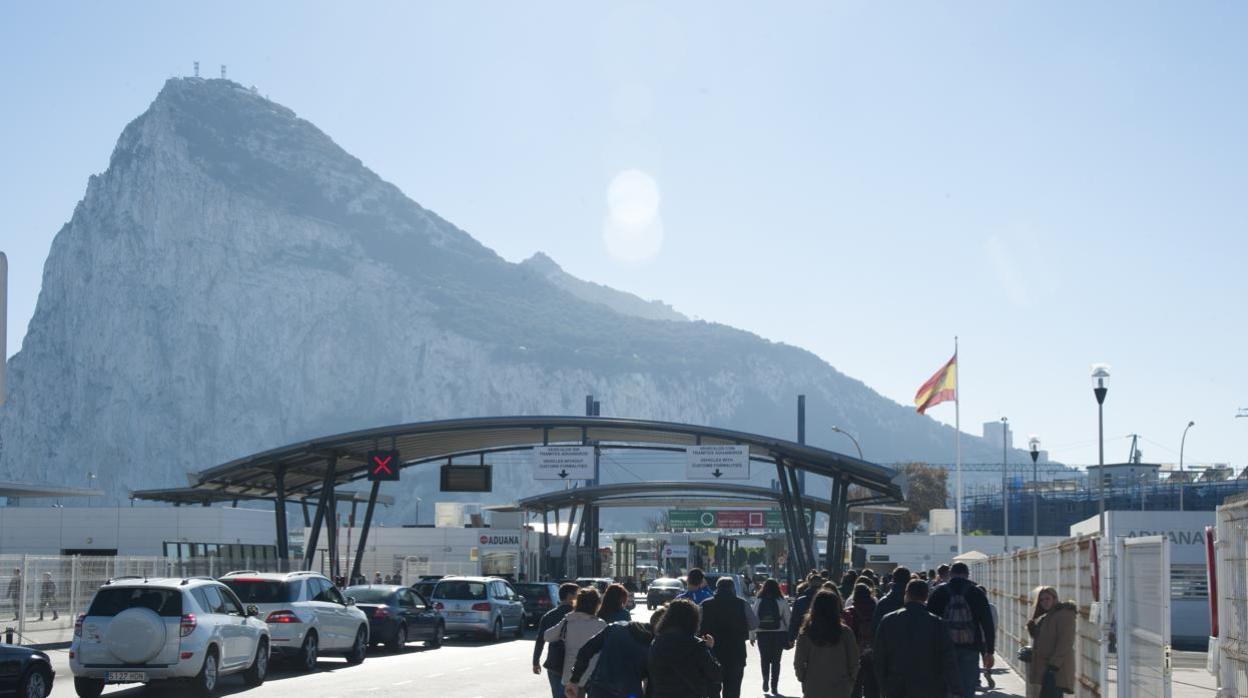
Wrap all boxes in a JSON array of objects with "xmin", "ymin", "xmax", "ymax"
[
  {"xmin": 162, "ymin": 416, "xmax": 902, "ymax": 502},
  {"xmin": 502, "ymin": 481, "xmax": 898, "ymax": 514}
]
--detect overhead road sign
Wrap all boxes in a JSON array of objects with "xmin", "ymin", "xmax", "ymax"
[
  {"xmin": 687, "ymin": 444, "xmax": 749, "ymax": 480},
  {"xmin": 669, "ymin": 508, "xmax": 810, "ymax": 531},
  {"xmin": 852, "ymin": 530, "xmax": 888, "ymax": 545},
  {"xmin": 534, "ymin": 445, "xmax": 594, "ymax": 480},
  {"xmin": 441, "ymin": 464, "xmax": 492, "ymax": 492},
  {"xmin": 366, "ymin": 450, "xmax": 400, "ymax": 481}
]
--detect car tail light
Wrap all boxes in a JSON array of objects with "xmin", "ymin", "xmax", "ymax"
[
  {"xmin": 74, "ymin": 613, "xmax": 85, "ymax": 637},
  {"xmin": 537, "ymin": 597, "xmax": 551, "ymax": 607},
  {"xmin": 266, "ymin": 610, "xmax": 300, "ymax": 624},
  {"xmin": 434, "ymin": 602, "xmax": 444, "ymax": 610},
  {"xmin": 373, "ymin": 607, "xmax": 391, "ymax": 619},
  {"xmin": 179, "ymin": 614, "xmax": 197, "ymax": 637},
  {"xmin": 470, "ymin": 602, "xmax": 491, "ymax": 612}
]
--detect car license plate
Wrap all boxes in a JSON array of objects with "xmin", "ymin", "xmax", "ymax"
[{"xmin": 106, "ymin": 671, "xmax": 148, "ymax": 682}]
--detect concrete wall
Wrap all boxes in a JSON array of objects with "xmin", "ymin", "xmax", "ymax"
[{"xmin": 0, "ymin": 506, "xmax": 276, "ymax": 555}]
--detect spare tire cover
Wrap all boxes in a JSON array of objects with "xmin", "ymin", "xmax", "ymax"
[{"xmin": 106, "ymin": 607, "xmax": 167, "ymax": 664}]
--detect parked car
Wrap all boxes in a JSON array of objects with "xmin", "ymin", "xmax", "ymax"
[
  {"xmin": 411, "ymin": 578, "xmax": 440, "ymax": 602},
  {"xmin": 69, "ymin": 576, "xmax": 269, "ymax": 697},
  {"xmin": 514, "ymin": 582, "xmax": 560, "ymax": 627},
  {"xmin": 430, "ymin": 576, "xmax": 525, "ymax": 641},
  {"xmin": 645, "ymin": 577, "xmax": 686, "ymax": 609},
  {"xmin": 342, "ymin": 585, "xmax": 444, "ymax": 651},
  {"xmin": 219, "ymin": 570, "xmax": 368, "ymax": 672},
  {"xmin": 0, "ymin": 643, "xmax": 54, "ymax": 697},
  {"xmin": 575, "ymin": 577, "xmax": 611, "ymax": 594}
]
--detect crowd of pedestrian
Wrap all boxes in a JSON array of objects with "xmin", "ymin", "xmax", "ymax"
[{"xmin": 531, "ymin": 560, "xmax": 1074, "ymax": 698}]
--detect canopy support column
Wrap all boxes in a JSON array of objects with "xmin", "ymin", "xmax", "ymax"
[
  {"xmin": 542, "ymin": 509, "xmax": 551, "ymax": 580},
  {"xmin": 775, "ymin": 461, "xmax": 807, "ymax": 576},
  {"xmin": 827, "ymin": 477, "xmax": 849, "ymax": 578},
  {"xmin": 785, "ymin": 464, "xmax": 817, "ymax": 573},
  {"xmin": 350, "ymin": 480, "xmax": 381, "ymax": 584},
  {"xmin": 274, "ymin": 467, "xmax": 289, "ymax": 567},
  {"xmin": 560, "ymin": 504, "xmax": 580, "ymax": 577},
  {"xmin": 303, "ymin": 455, "xmax": 338, "ymax": 571}
]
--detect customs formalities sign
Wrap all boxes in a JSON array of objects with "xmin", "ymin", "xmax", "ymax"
[
  {"xmin": 533, "ymin": 445, "xmax": 595, "ymax": 480},
  {"xmin": 686, "ymin": 444, "xmax": 750, "ymax": 479}
]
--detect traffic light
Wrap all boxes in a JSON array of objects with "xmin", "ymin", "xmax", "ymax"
[{"xmin": 366, "ymin": 450, "xmax": 400, "ymax": 482}]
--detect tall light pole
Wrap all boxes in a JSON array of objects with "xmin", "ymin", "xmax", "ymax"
[
  {"xmin": 830, "ymin": 425, "xmax": 863, "ymax": 459},
  {"xmin": 1029, "ymin": 436, "xmax": 1040, "ymax": 549},
  {"xmin": 1091, "ymin": 364, "xmax": 1111, "ymax": 536},
  {"xmin": 1001, "ymin": 417, "xmax": 1009, "ymax": 551},
  {"xmin": 1179, "ymin": 421, "xmax": 1194, "ymax": 511}
]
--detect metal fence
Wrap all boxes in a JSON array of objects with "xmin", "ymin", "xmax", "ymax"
[
  {"xmin": 1212, "ymin": 498, "xmax": 1248, "ymax": 697},
  {"xmin": 970, "ymin": 534, "xmax": 1105, "ymax": 698},
  {"xmin": 0, "ymin": 554, "xmax": 298, "ymax": 646},
  {"xmin": 1116, "ymin": 535, "xmax": 1171, "ymax": 698}
]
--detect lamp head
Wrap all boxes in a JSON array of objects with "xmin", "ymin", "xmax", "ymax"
[
  {"xmin": 1028, "ymin": 435, "xmax": 1040, "ymax": 452},
  {"xmin": 1187, "ymin": 421, "xmax": 1195, "ymax": 428}
]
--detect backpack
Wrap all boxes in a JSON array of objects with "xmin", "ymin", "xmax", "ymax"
[
  {"xmin": 757, "ymin": 597, "xmax": 782, "ymax": 631},
  {"xmin": 942, "ymin": 588, "xmax": 977, "ymax": 646}
]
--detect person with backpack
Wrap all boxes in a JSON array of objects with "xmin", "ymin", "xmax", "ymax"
[
  {"xmin": 927, "ymin": 562, "xmax": 995, "ymax": 698},
  {"xmin": 874, "ymin": 580, "xmax": 960, "ymax": 698},
  {"xmin": 794, "ymin": 589, "xmax": 859, "ymax": 698},
  {"xmin": 535, "ymin": 583, "xmax": 582, "ymax": 698},
  {"xmin": 751, "ymin": 578, "xmax": 792, "ymax": 696},
  {"xmin": 699, "ymin": 576, "xmax": 759, "ymax": 698},
  {"xmin": 544, "ymin": 587, "xmax": 608, "ymax": 694},
  {"xmin": 677, "ymin": 568, "xmax": 714, "ymax": 605},
  {"xmin": 648, "ymin": 598, "xmax": 723, "ymax": 698},
  {"xmin": 566, "ymin": 608, "xmax": 663, "ymax": 698},
  {"xmin": 844, "ymin": 583, "xmax": 878, "ymax": 698}
]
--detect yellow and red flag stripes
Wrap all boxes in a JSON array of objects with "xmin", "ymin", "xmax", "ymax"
[{"xmin": 915, "ymin": 354, "xmax": 957, "ymax": 414}]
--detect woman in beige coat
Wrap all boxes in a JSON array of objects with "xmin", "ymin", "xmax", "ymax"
[
  {"xmin": 794, "ymin": 589, "xmax": 858, "ymax": 698},
  {"xmin": 544, "ymin": 587, "xmax": 607, "ymax": 692},
  {"xmin": 1025, "ymin": 586, "xmax": 1076, "ymax": 698}
]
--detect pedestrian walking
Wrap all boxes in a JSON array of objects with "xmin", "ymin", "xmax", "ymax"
[
  {"xmin": 839, "ymin": 570, "xmax": 859, "ymax": 600},
  {"xmin": 933, "ymin": 564, "xmax": 951, "ymax": 590},
  {"xmin": 544, "ymin": 587, "xmax": 608, "ymax": 691},
  {"xmin": 37, "ymin": 572, "xmax": 58, "ymax": 621},
  {"xmin": 1024, "ymin": 586, "xmax": 1076, "ymax": 698},
  {"xmin": 927, "ymin": 562, "xmax": 996, "ymax": 698},
  {"xmin": 870, "ymin": 567, "xmax": 909, "ymax": 637},
  {"xmin": 794, "ymin": 589, "xmax": 858, "ymax": 698},
  {"xmin": 874, "ymin": 580, "xmax": 960, "ymax": 698},
  {"xmin": 751, "ymin": 578, "xmax": 792, "ymax": 696},
  {"xmin": 7, "ymin": 568, "xmax": 20, "ymax": 621},
  {"xmin": 373, "ymin": 571, "xmax": 383, "ymax": 585},
  {"xmin": 699, "ymin": 576, "xmax": 758, "ymax": 698},
  {"xmin": 534, "ymin": 583, "xmax": 580, "ymax": 698},
  {"xmin": 788, "ymin": 575, "xmax": 821, "ymax": 646},
  {"xmin": 844, "ymin": 583, "xmax": 878, "ymax": 698},
  {"xmin": 391, "ymin": 571, "xmax": 402, "ymax": 585},
  {"xmin": 648, "ymin": 598, "xmax": 722, "ymax": 698},
  {"xmin": 597, "ymin": 583, "xmax": 632, "ymax": 624},
  {"xmin": 566, "ymin": 608, "xmax": 663, "ymax": 698},
  {"xmin": 676, "ymin": 568, "xmax": 713, "ymax": 605}
]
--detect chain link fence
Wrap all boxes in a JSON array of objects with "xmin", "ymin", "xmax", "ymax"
[
  {"xmin": 1213, "ymin": 497, "xmax": 1248, "ymax": 696},
  {"xmin": 970, "ymin": 534, "xmax": 1105, "ymax": 698},
  {"xmin": 0, "ymin": 554, "xmax": 299, "ymax": 646}
]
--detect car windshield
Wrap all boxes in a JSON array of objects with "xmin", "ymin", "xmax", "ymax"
[
  {"xmin": 515, "ymin": 584, "xmax": 548, "ymax": 598},
  {"xmin": 344, "ymin": 587, "xmax": 396, "ymax": 604},
  {"xmin": 88, "ymin": 587, "xmax": 183, "ymax": 617},
  {"xmin": 221, "ymin": 579, "xmax": 297, "ymax": 604},
  {"xmin": 653, "ymin": 579, "xmax": 682, "ymax": 589},
  {"xmin": 435, "ymin": 580, "xmax": 486, "ymax": 600}
]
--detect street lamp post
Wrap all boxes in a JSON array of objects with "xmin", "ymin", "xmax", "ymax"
[
  {"xmin": 1091, "ymin": 364, "xmax": 1111, "ymax": 536},
  {"xmin": 1179, "ymin": 421, "xmax": 1195, "ymax": 511},
  {"xmin": 1029, "ymin": 436, "xmax": 1040, "ymax": 549},
  {"xmin": 830, "ymin": 426, "xmax": 863, "ymax": 459},
  {"xmin": 1001, "ymin": 417, "xmax": 1009, "ymax": 551}
]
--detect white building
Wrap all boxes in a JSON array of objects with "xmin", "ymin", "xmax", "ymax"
[
  {"xmin": 856, "ymin": 532, "xmax": 1068, "ymax": 575},
  {"xmin": 310, "ymin": 525, "xmax": 544, "ymax": 582}
]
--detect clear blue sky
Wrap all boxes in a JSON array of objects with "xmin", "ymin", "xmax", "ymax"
[{"xmin": 2, "ymin": 2, "xmax": 1245, "ymax": 467}]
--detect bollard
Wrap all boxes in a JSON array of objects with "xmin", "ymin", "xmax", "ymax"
[{"xmin": 4, "ymin": 627, "xmax": 13, "ymax": 644}]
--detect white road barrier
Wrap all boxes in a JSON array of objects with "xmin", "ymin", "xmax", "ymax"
[{"xmin": 1210, "ymin": 496, "xmax": 1248, "ymax": 698}]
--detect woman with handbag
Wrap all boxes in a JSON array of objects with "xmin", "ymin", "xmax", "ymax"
[
  {"xmin": 1025, "ymin": 586, "xmax": 1076, "ymax": 698},
  {"xmin": 545, "ymin": 587, "xmax": 608, "ymax": 695}
]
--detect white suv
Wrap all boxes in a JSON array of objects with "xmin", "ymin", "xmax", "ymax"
[
  {"xmin": 70, "ymin": 576, "xmax": 269, "ymax": 697},
  {"xmin": 219, "ymin": 570, "xmax": 369, "ymax": 671}
]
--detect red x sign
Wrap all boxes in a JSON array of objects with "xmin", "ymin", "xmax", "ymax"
[{"xmin": 366, "ymin": 450, "xmax": 401, "ymax": 481}]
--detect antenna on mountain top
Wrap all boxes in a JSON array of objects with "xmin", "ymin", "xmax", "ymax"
[
  {"xmin": 220, "ymin": 65, "xmax": 227, "ymax": 80},
  {"xmin": 193, "ymin": 61, "xmax": 199, "ymax": 78}
]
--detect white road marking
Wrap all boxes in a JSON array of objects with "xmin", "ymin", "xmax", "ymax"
[{"xmin": 392, "ymin": 679, "xmax": 414, "ymax": 686}]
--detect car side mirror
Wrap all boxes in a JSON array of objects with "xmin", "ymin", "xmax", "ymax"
[
  {"xmin": 345, "ymin": 596, "xmax": 356, "ymax": 606},
  {"xmin": 516, "ymin": 595, "xmax": 526, "ymax": 604},
  {"xmin": 246, "ymin": 605, "xmax": 260, "ymax": 617}
]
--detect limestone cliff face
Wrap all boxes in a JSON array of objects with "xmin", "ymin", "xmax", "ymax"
[{"xmin": 0, "ymin": 79, "xmax": 1017, "ymax": 521}]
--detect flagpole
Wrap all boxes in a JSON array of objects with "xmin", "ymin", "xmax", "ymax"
[{"xmin": 955, "ymin": 336, "xmax": 963, "ymax": 555}]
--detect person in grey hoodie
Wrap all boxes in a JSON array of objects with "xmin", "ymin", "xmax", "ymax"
[{"xmin": 544, "ymin": 587, "xmax": 608, "ymax": 691}]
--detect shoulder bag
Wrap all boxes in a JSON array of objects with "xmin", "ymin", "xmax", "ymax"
[{"xmin": 542, "ymin": 618, "xmax": 567, "ymax": 673}]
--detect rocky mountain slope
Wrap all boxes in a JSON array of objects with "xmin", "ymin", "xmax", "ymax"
[{"xmin": 0, "ymin": 78, "xmax": 1027, "ymax": 523}]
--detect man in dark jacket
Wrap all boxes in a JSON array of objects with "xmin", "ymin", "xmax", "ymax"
[
  {"xmin": 926, "ymin": 562, "xmax": 995, "ymax": 698},
  {"xmin": 699, "ymin": 577, "xmax": 759, "ymax": 698},
  {"xmin": 567, "ymin": 610, "xmax": 661, "ymax": 698},
  {"xmin": 874, "ymin": 580, "xmax": 960, "ymax": 698},
  {"xmin": 870, "ymin": 566, "xmax": 910, "ymax": 637},
  {"xmin": 787, "ymin": 576, "xmax": 822, "ymax": 645},
  {"xmin": 534, "ymin": 583, "xmax": 580, "ymax": 698}
]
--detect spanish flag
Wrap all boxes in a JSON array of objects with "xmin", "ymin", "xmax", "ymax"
[{"xmin": 915, "ymin": 354, "xmax": 957, "ymax": 414}]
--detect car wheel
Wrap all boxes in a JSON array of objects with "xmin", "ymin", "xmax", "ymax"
[
  {"xmin": 73, "ymin": 677, "xmax": 104, "ymax": 698},
  {"xmin": 427, "ymin": 623, "xmax": 443, "ymax": 649},
  {"xmin": 386, "ymin": 623, "xmax": 407, "ymax": 652},
  {"xmin": 243, "ymin": 638, "xmax": 269, "ymax": 687},
  {"xmin": 489, "ymin": 618, "xmax": 502, "ymax": 643},
  {"xmin": 20, "ymin": 666, "xmax": 50, "ymax": 698},
  {"xmin": 346, "ymin": 626, "xmax": 368, "ymax": 665},
  {"xmin": 298, "ymin": 630, "xmax": 319, "ymax": 672},
  {"xmin": 190, "ymin": 647, "xmax": 219, "ymax": 697}
]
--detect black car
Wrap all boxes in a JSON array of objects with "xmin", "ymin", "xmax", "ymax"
[
  {"xmin": 515, "ymin": 582, "xmax": 560, "ymax": 627},
  {"xmin": 645, "ymin": 577, "xmax": 686, "ymax": 609},
  {"xmin": 343, "ymin": 585, "xmax": 444, "ymax": 652},
  {"xmin": 411, "ymin": 577, "xmax": 441, "ymax": 602},
  {"xmin": 0, "ymin": 643, "xmax": 53, "ymax": 697}
]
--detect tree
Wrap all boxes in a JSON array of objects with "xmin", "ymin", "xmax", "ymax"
[
  {"xmin": 886, "ymin": 462, "xmax": 949, "ymax": 533},
  {"xmin": 644, "ymin": 510, "xmax": 671, "ymax": 533}
]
